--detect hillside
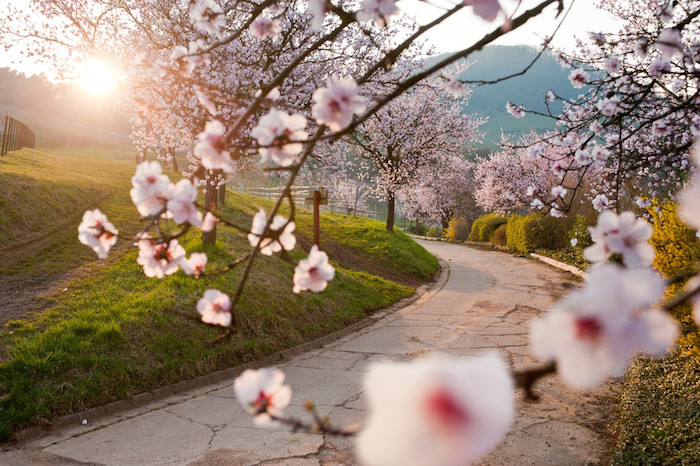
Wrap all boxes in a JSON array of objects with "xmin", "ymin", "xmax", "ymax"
[
  {"xmin": 436, "ymin": 45, "xmax": 582, "ymax": 150},
  {"xmin": 0, "ymin": 148, "xmax": 437, "ymax": 439}
]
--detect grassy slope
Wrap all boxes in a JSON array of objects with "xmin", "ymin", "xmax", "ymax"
[{"xmin": 0, "ymin": 148, "xmax": 436, "ymax": 440}]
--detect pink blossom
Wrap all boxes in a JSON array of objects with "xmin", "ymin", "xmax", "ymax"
[
  {"xmin": 652, "ymin": 119, "xmax": 672, "ymax": 137},
  {"xmin": 648, "ymin": 59, "xmax": 670, "ymax": 76},
  {"xmin": 604, "ymin": 56, "xmax": 621, "ymax": 75},
  {"xmin": 635, "ymin": 197, "xmax": 651, "ymax": 209},
  {"xmin": 574, "ymin": 148, "xmax": 592, "ymax": 165},
  {"xmin": 442, "ymin": 79, "xmax": 468, "ymax": 98},
  {"xmin": 550, "ymin": 205, "xmax": 565, "ymax": 218},
  {"xmin": 591, "ymin": 145, "xmax": 610, "ymax": 162},
  {"xmin": 189, "ymin": 0, "xmax": 226, "ymax": 37},
  {"xmin": 551, "ymin": 185, "xmax": 567, "ymax": 198},
  {"xmin": 657, "ymin": 28, "xmax": 683, "ymax": 59},
  {"xmin": 596, "ymin": 96, "xmax": 621, "ymax": 116},
  {"xmin": 136, "ymin": 235, "xmax": 185, "ymax": 278},
  {"xmin": 130, "ymin": 161, "xmax": 170, "ymax": 216},
  {"xmin": 78, "ymin": 209, "xmax": 118, "ymax": 259},
  {"xmin": 196, "ymin": 90, "xmax": 218, "ymax": 115},
  {"xmin": 590, "ymin": 121, "xmax": 603, "ymax": 134},
  {"xmin": 592, "ymin": 194, "xmax": 609, "ymax": 212},
  {"xmin": 568, "ymin": 68, "xmax": 589, "ymax": 88},
  {"xmin": 234, "ymin": 368, "xmax": 292, "ymax": 427},
  {"xmin": 255, "ymin": 87, "xmax": 280, "ymax": 102},
  {"xmin": 293, "ymin": 245, "xmax": 335, "ymax": 293},
  {"xmin": 308, "ymin": 0, "xmax": 329, "ymax": 30},
  {"xmin": 463, "ymin": 0, "xmax": 502, "ymax": 22},
  {"xmin": 167, "ymin": 179, "xmax": 202, "ymax": 226},
  {"xmin": 356, "ymin": 353, "xmax": 513, "ymax": 466},
  {"xmin": 546, "ymin": 90, "xmax": 555, "ymax": 102},
  {"xmin": 194, "ymin": 120, "xmax": 233, "ymax": 171},
  {"xmin": 248, "ymin": 208, "xmax": 296, "ymax": 255},
  {"xmin": 635, "ymin": 37, "xmax": 650, "ymax": 57},
  {"xmin": 201, "ymin": 211, "xmax": 217, "ymax": 232},
  {"xmin": 584, "ymin": 210, "xmax": 654, "ymax": 268},
  {"xmin": 250, "ymin": 109, "xmax": 308, "ymax": 167},
  {"xmin": 526, "ymin": 185, "xmax": 536, "ymax": 197},
  {"xmin": 531, "ymin": 198, "xmax": 544, "ymax": 209},
  {"xmin": 357, "ymin": 0, "xmax": 398, "ymax": 27},
  {"xmin": 530, "ymin": 264, "xmax": 678, "ymax": 389},
  {"xmin": 182, "ymin": 252, "xmax": 207, "ymax": 277},
  {"xmin": 505, "ymin": 101, "xmax": 525, "ymax": 118},
  {"xmin": 197, "ymin": 289, "xmax": 232, "ymax": 326},
  {"xmin": 251, "ymin": 17, "xmax": 282, "ymax": 39},
  {"xmin": 570, "ymin": 238, "xmax": 578, "ymax": 247},
  {"xmin": 312, "ymin": 77, "xmax": 366, "ymax": 132}
]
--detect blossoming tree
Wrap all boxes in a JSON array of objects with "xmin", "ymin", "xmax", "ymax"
[{"xmin": 5, "ymin": 0, "xmax": 700, "ymax": 464}]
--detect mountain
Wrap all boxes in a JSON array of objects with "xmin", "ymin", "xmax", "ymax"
[{"xmin": 433, "ymin": 45, "xmax": 581, "ymax": 151}]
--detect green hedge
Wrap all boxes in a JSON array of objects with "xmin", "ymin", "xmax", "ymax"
[
  {"xmin": 506, "ymin": 213, "xmax": 570, "ymax": 253},
  {"xmin": 469, "ymin": 213, "xmax": 507, "ymax": 242}
]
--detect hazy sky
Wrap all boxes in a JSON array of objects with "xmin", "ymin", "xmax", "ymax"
[
  {"xmin": 0, "ymin": 0, "xmax": 620, "ymax": 78},
  {"xmin": 398, "ymin": 0, "xmax": 621, "ymax": 52}
]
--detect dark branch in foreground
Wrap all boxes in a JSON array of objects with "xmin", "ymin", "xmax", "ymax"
[{"xmin": 513, "ymin": 362, "xmax": 557, "ymax": 401}]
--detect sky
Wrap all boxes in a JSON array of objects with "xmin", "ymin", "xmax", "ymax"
[
  {"xmin": 398, "ymin": 0, "xmax": 621, "ymax": 52},
  {"xmin": 0, "ymin": 0, "xmax": 621, "ymax": 79}
]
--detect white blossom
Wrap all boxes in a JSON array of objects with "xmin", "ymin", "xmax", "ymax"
[
  {"xmin": 130, "ymin": 161, "xmax": 170, "ymax": 216},
  {"xmin": 356, "ymin": 353, "xmax": 513, "ymax": 466},
  {"xmin": 251, "ymin": 17, "xmax": 282, "ymax": 39},
  {"xmin": 530, "ymin": 264, "xmax": 678, "ymax": 389},
  {"xmin": 167, "ymin": 179, "xmax": 202, "ymax": 226},
  {"xmin": 248, "ymin": 208, "xmax": 296, "ymax": 255},
  {"xmin": 356, "ymin": 0, "xmax": 398, "ymax": 27},
  {"xmin": 182, "ymin": 252, "xmax": 207, "ymax": 277},
  {"xmin": 189, "ymin": 0, "xmax": 226, "ymax": 37},
  {"xmin": 463, "ymin": 0, "xmax": 502, "ymax": 22},
  {"xmin": 592, "ymin": 194, "xmax": 609, "ymax": 212},
  {"xmin": 234, "ymin": 368, "xmax": 292, "ymax": 426},
  {"xmin": 136, "ymin": 235, "xmax": 185, "ymax": 278},
  {"xmin": 568, "ymin": 68, "xmax": 589, "ymax": 88},
  {"xmin": 312, "ymin": 77, "xmax": 366, "ymax": 132},
  {"xmin": 194, "ymin": 120, "xmax": 233, "ymax": 171},
  {"xmin": 584, "ymin": 210, "xmax": 654, "ymax": 268},
  {"xmin": 657, "ymin": 28, "xmax": 683, "ymax": 59},
  {"xmin": 78, "ymin": 209, "xmax": 118, "ymax": 259},
  {"xmin": 442, "ymin": 79, "xmax": 468, "ymax": 98},
  {"xmin": 197, "ymin": 289, "xmax": 232, "ymax": 326},
  {"xmin": 505, "ymin": 101, "xmax": 525, "ymax": 118},
  {"xmin": 250, "ymin": 109, "xmax": 308, "ymax": 167},
  {"xmin": 293, "ymin": 245, "xmax": 335, "ymax": 293}
]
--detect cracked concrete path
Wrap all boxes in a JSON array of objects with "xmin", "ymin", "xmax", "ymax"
[{"xmin": 2, "ymin": 240, "xmax": 618, "ymax": 465}]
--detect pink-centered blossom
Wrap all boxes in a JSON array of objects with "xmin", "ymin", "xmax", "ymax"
[
  {"xmin": 78, "ymin": 209, "xmax": 118, "ymax": 259},
  {"xmin": 463, "ymin": 0, "xmax": 502, "ymax": 22},
  {"xmin": 197, "ymin": 289, "xmax": 232, "ymax": 326},
  {"xmin": 657, "ymin": 28, "xmax": 683, "ymax": 59},
  {"xmin": 357, "ymin": 0, "xmax": 398, "ymax": 27},
  {"xmin": 130, "ymin": 161, "xmax": 170, "ymax": 216},
  {"xmin": 248, "ymin": 208, "xmax": 296, "ymax": 255},
  {"xmin": 648, "ymin": 59, "xmax": 670, "ymax": 76},
  {"xmin": 250, "ymin": 109, "xmax": 308, "ymax": 167},
  {"xmin": 546, "ymin": 90, "xmax": 555, "ymax": 102},
  {"xmin": 574, "ymin": 148, "xmax": 592, "ymax": 165},
  {"xmin": 189, "ymin": 0, "xmax": 226, "ymax": 37},
  {"xmin": 194, "ymin": 120, "xmax": 233, "ymax": 171},
  {"xmin": 505, "ymin": 101, "xmax": 525, "ymax": 118},
  {"xmin": 443, "ymin": 79, "xmax": 468, "ymax": 98},
  {"xmin": 530, "ymin": 264, "xmax": 678, "ymax": 389},
  {"xmin": 604, "ymin": 56, "xmax": 621, "ymax": 75},
  {"xmin": 136, "ymin": 235, "xmax": 185, "ymax": 278},
  {"xmin": 182, "ymin": 252, "xmax": 207, "ymax": 277},
  {"xmin": 167, "ymin": 179, "xmax": 203, "ymax": 226},
  {"xmin": 591, "ymin": 145, "xmax": 610, "ymax": 162},
  {"xmin": 356, "ymin": 353, "xmax": 514, "ymax": 466},
  {"xmin": 584, "ymin": 210, "xmax": 654, "ymax": 267},
  {"xmin": 234, "ymin": 368, "xmax": 292, "ymax": 427},
  {"xmin": 293, "ymin": 245, "xmax": 335, "ymax": 293},
  {"xmin": 251, "ymin": 16, "xmax": 282, "ymax": 39},
  {"xmin": 312, "ymin": 77, "xmax": 366, "ymax": 132},
  {"xmin": 592, "ymin": 194, "xmax": 609, "ymax": 212},
  {"xmin": 551, "ymin": 185, "xmax": 567, "ymax": 198},
  {"xmin": 597, "ymin": 96, "xmax": 621, "ymax": 116},
  {"xmin": 568, "ymin": 68, "xmax": 589, "ymax": 88}
]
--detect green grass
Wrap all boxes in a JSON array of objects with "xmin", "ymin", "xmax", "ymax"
[
  {"xmin": 611, "ymin": 354, "xmax": 700, "ymax": 464},
  {"xmin": 534, "ymin": 247, "xmax": 590, "ymax": 270},
  {"xmin": 0, "ymin": 148, "xmax": 435, "ymax": 440}
]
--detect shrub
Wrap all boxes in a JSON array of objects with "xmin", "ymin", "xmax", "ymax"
[
  {"xmin": 426, "ymin": 227, "xmax": 442, "ymax": 238},
  {"xmin": 444, "ymin": 217, "xmax": 471, "ymax": 242},
  {"xmin": 648, "ymin": 201, "xmax": 700, "ymax": 357},
  {"xmin": 490, "ymin": 223, "xmax": 507, "ymax": 246},
  {"xmin": 506, "ymin": 213, "xmax": 570, "ymax": 253},
  {"xmin": 568, "ymin": 214, "xmax": 593, "ymax": 249},
  {"xmin": 468, "ymin": 213, "xmax": 507, "ymax": 242}
]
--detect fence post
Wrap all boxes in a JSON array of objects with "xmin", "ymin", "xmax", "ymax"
[{"xmin": 1, "ymin": 115, "xmax": 8, "ymax": 155}]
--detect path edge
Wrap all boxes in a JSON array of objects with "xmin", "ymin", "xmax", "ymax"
[{"xmin": 13, "ymin": 257, "xmax": 450, "ymax": 445}]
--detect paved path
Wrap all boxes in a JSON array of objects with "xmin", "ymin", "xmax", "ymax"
[{"xmin": 3, "ymin": 241, "xmax": 616, "ymax": 465}]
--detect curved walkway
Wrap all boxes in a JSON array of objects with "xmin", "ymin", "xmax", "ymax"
[{"xmin": 3, "ymin": 241, "xmax": 616, "ymax": 465}]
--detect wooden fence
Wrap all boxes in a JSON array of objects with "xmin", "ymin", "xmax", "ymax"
[{"xmin": 1, "ymin": 115, "xmax": 36, "ymax": 155}]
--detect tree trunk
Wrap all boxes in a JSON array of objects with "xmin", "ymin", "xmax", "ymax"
[
  {"xmin": 202, "ymin": 172, "xmax": 218, "ymax": 245},
  {"xmin": 217, "ymin": 180, "xmax": 226, "ymax": 205},
  {"xmin": 386, "ymin": 190, "xmax": 395, "ymax": 232},
  {"xmin": 441, "ymin": 218, "xmax": 449, "ymax": 230},
  {"xmin": 170, "ymin": 147, "xmax": 178, "ymax": 172}
]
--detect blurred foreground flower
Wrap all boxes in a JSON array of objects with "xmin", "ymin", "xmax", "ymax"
[
  {"xmin": 356, "ymin": 353, "xmax": 513, "ymax": 466},
  {"xmin": 234, "ymin": 368, "xmax": 292, "ymax": 427},
  {"xmin": 530, "ymin": 264, "xmax": 678, "ymax": 389},
  {"xmin": 78, "ymin": 209, "xmax": 118, "ymax": 259}
]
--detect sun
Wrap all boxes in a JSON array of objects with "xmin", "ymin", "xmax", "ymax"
[{"xmin": 77, "ymin": 59, "xmax": 118, "ymax": 95}]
